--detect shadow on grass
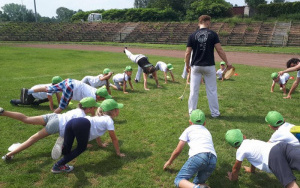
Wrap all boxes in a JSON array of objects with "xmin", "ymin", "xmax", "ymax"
[
  {"xmin": 209, "ymin": 161, "xmax": 282, "ymax": 188},
  {"xmin": 72, "ymin": 150, "xmax": 152, "ymax": 187},
  {"xmin": 208, "ymin": 114, "xmax": 265, "ymax": 124}
]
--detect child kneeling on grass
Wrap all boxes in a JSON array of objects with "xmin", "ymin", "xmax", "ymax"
[
  {"xmin": 270, "ymin": 72, "xmax": 290, "ymax": 95},
  {"xmin": 110, "ymin": 66, "xmax": 134, "ymax": 94},
  {"xmin": 51, "ymin": 99, "xmax": 125, "ymax": 173},
  {"xmin": 226, "ymin": 129, "xmax": 300, "ymax": 188},
  {"xmin": 265, "ymin": 111, "xmax": 300, "ymax": 146},
  {"xmin": 163, "ymin": 109, "xmax": 217, "ymax": 188}
]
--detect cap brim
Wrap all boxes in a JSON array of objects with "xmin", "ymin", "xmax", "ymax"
[
  {"xmin": 105, "ymin": 95, "xmax": 112, "ymax": 99},
  {"xmin": 169, "ymin": 68, "xmax": 174, "ymax": 70},
  {"xmin": 95, "ymin": 103, "xmax": 101, "ymax": 107},
  {"xmin": 117, "ymin": 103, "xmax": 124, "ymax": 109}
]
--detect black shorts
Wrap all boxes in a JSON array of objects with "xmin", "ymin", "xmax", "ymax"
[
  {"xmin": 137, "ymin": 57, "xmax": 156, "ymax": 74},
  {"xmin": 269, "ymin": 142, "xmax": 300, "ymax": 187}
]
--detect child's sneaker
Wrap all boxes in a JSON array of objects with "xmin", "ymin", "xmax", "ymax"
[
  {"xmin": 0, "ymin": 107, "xmax": 4, "ymax": 115},
  {"xmin": 51, "ymin": 164, "xmax": 74, "ymax": 173},
  {"xmin": 290, "ymin": 126, "xmax": 300, "ymax": 134},
  {"xmin": 51, "ymin": 136, "xmax": 64, "ymax": 160},
  {"xmin": 2, "ymin": 155, "xmax": 13, "ymax": 161}
]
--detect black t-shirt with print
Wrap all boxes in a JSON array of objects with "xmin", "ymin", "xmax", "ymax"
[{"xmin": 187, "ymin": 28, "xmax": 220, "ymax": 66}]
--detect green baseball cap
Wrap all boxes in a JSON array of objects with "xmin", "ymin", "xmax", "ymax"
[
  {"xmin": 100, "ymin": 99, "xmax": 124, "ymax": 112},
  {"xmin": 190, "ymin": 109, "xmax": 206, "ymax": 125},
  {"xmin": 103, "ymin": 68, "xmax": 111, "ymax": 74},
  {"xmin": 167, "ymin": 63, "xmax": 174, "ymax": 70},
  {"xmin": 271, "ymin": 72, "xmax": 278, "ymax": 79},
  {"xmin": 220, "ymin": 61, "xmax": 226, "ymax": 65},
  {"xmin": 124, "ymin": 66, "xmax": 132, "ymax": 72},
  {"xmin": 96, "ymin": 86, "xmax": 112, "ymax": 99},
  {"xmin": 225, "ymin": 129, "xmax": 243, "ymax": 147},
  {"xmin": 265, "ymin": 111, "xmax": 284, "ymax": 127},
  {"xmin": 52, "ymin": 76, "xmax": 63, "ymax": 84},
  {"xmin": 80, "ymin": 97, "xmax": 101, "ymax": 108}
]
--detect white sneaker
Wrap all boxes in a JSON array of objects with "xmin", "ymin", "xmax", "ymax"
[{"xmin": 51, "ymin": 136, "xmax": 64, "ymax": 160}]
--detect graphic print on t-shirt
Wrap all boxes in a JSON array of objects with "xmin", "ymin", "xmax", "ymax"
[{"xmin": 195, "ymin": 30, "xmax": 208, "ymax": 50}]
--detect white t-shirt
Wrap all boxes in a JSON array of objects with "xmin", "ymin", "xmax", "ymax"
[
  {"xmin": 236, "ymin": 139, "xmax": 278, "ymax": 173},
  {"xmin": 58, "ymin": 108, "xmax": 86, "ymax": 137},
  {"xmin": 277, "ymin": 73, "xmax": 290, "ymax": 85},
  {"xmin": 31, "ymin": 84, "xmax": 53, "ymax": 99},
  {"xmin": 156, "ymin": 61, "xmax": 168, "ymax": 72},
  {"xmin": 297, "ymin": 70, "xmax": 300, "ymax": 78},
  {"xmin": 179, "ymin": 125, "xmax": 217, "ymax": 158},
  {"xmin": 216, "ymin": 69, "xmax": 224, "ymax": 79},
  {"xmin": 86, "ymin": 74, "xmax": 107, "ymax": 88},
  {"xmin": 72, "ymin": 80, "xmax": 97, "ymax": 101},
  {"xmin": 113, "ymin": 73, "xmax": 129, "ymax": 83},
  {"xmin": 269, "ymin": 122, "xmax": 299, "ymax": 146},
  {"xmin": 85, "ymin": 115, "xmax": 115, "ymax": 141}
]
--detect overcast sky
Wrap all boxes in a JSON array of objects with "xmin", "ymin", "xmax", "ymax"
[{"xmin": 0, "ymin": 0, "xmax": 299, "ymax": 18}]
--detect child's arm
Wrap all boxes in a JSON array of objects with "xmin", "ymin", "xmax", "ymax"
[
  {"xmin": 55, "ymin": 93, "xmax": 61, "ymax": 104},
  {"xmin": 129, "ymin": 80, "xmax": 134, "ymax": 90},
  {"xmin": 47, "ymin": 95, "xmax": 54, "ymax": 111},
  {"xmin": 99, "ymin": 72, "xmax": 113, "ymax": 81},
  {"xmin": 96, "ymin": 137, "xmax": 108, "ymax": 148},
  {"xmin": 123, "ymin": 80, "xmax": 128, "ymax": 94},
  {"xmin": 271, "ymin": 81, "xmax": 275, "ymax": 92},
  {"xmin": 164, "ymin": 72, "xmax": 168, "ymax": 84},
  {"xmin": 282, "ymin": 84, "xmax": 287, "ymax": 95},
  {"xmin": 227, "ymin": 160, "xmax": 242, "ymax": 181},
  {"xmin": 170, "ymin": 71, "xmax": 175, "ymax": 82},
  {"xmin": 108, "ymin": 130, "xmax": 125, "ymax": 157},
  {"xmin": 163, "ymin": 140, "xmax": 185, "ymax": 170}
]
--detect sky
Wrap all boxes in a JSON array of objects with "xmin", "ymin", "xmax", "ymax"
[{"xmin": 0, "ymin": 0, "xmax": 299, "ymax": 18}]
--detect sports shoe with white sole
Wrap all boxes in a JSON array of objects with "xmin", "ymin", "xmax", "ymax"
[
  {"xmin": 51, "ymin": 164, "xmax": 74, "ymax": 173},
  {"xmin": 2, "ymin": 155, "xmax": 13, "ymax": 161},
  {"xmin": 0, "ymin": 107, "xmax": 4, "ymax": 115},
  {"xmin": 51, "ymin": 136, "xmax": 64, "ymax": 160}
]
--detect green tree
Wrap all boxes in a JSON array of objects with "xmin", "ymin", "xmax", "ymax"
[
  {"xmin": 134, "ymin": 0, "xmax": 150, "ymax": 8},
  {"xmin": 0, "ymin": 10, "xmax": 10, "ymax": 21},
  {"xmin": 1, "ymin": 3, "xmax": 38, "ymax": 22},
  {"xmin": 147, "ymin": 0, "xmax": 185, "ymax": 14},
  {"xmin": 273, "ymin": 0, "xmax": 285, "ymax": 3},
  {"xmin": 186, "ymin": 0, "xmax": 232, "ymax": 21},
  {"xmin": 245, "ymin": 0, "xmax": 267, "ymax": 8},
  {"xmin": 56, "ymin": 7, "xmax": 76, "ymax": 22}
]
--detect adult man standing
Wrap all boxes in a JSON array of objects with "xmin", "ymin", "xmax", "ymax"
[
  {"xmin": 185, "ymin": 15, "xmax": 232, "ymax": 117},
  {"xmin": 278, "ymin": 58, "xmax": 300, "ymax": 99}
]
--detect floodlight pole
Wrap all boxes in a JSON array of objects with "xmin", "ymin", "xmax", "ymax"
[{"xmin": 33, "ymin": 0, "xmax": 37, "ymax": 22}]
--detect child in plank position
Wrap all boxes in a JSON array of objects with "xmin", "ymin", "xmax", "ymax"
[
  {"xmin": 265, "ymin": 111, "xmax": 299, "ymax": 146},
  {"xmin": 163, "ymin": 109, "xmax": 217, "ymax": 188},
  {"xmin": 51, "ymin": 99, "xmax": 125, "ymax": 173},
  {"xmin": 216, "ymin": 62, "xmax": 226, "ymax": 81},
  {"xmin": 226, "ymin": 129, "xmax": 300, "ymax": 188},
  {"xmin": 124, "ymin": 47, "xmax": 161, "ymax": 90},
  {"xmin": 81, "ymin": 68, "xmax": 113, "ymax": 94},
  {"xmin": 155, "ymin": 61, "xmax": 175, "ymax": 84},
  {"xmin": 110, "ymin": 66, "xmax": 134, "ymax": 94},
  {"xmin": 1, "ymin": 97, "xmax": 100, "ymax": 161},
  {"xmin": 270, "ymin": 72, "xmax": 290, "ymax": 95}
]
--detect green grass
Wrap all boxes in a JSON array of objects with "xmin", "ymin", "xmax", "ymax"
[
  {"xmin": 0, "ymin": 45, "xmax": 300, "ymax": 187},
  {"xmin": 1, "ymin": 41, "xmax": 300, "ymax": 55}
]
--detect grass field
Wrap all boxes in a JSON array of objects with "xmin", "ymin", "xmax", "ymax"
[{"xmin": 0, "ymin": 44, "xmax": 299, "ymax": 188}]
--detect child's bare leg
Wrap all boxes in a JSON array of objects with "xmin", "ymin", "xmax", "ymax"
[
  {"xmin": 2, "ymin": 111, "xmax": 45, "ymax": 125},
  {"xmin": 286, "ymin": 181, "xmax": 299, "ymax": 188},
  {"xmin": 6, "ymin": 128, "xmax": 50, "ymax": 157},
  {"xmin": 152, "ymin": 71, "xmax": 161, "ymax": 88},
  {"xmin": 143, "ymin": 73, "xmax": 149, "ymax": 90}
]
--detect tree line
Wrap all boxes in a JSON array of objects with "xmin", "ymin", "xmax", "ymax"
[{"xmin": 1, "ymin": 0, "xmax": 298, "ymax": 23}]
